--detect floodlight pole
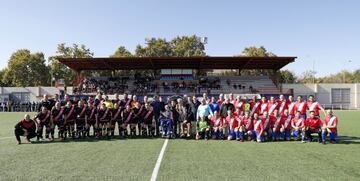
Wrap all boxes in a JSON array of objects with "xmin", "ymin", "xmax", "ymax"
[{"xmin": 343, "ymin": 60, "xmax": 352, "ymax": 83}]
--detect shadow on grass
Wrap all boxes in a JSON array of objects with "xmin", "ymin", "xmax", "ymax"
[
  {"xmin": 337, "ymin": 136, "xmax": 360, "ymax": 145},
  {"xmin": 30, "ymin": 135, "xmax": 162, "ymax": 144}
]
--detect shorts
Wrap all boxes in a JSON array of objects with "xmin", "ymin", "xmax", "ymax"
[
  {"xmin": 53, "ymin": 119, "xmax": 64, "ymax": 127},
  {"xmin": 87, "ymin": 119, "xmax": 96, "ymax": 125},
  {"xmin": 330, "ymin": 132, "xmax": 337, "ymax": 141},
  {"xmin": 248, "ymin": 130, "xmax": 256, "ymax": 136},
  {"xmin": 273, "ymin": 130, "xmax": 281, "ymax": 139},
  {"xmin": 284, "ymin": 129, "xmax": 291, "ymax": 138},
  {"xmin": 293, "ymin": 129, "xmax": 302, "ymax": 138},
  {"xmin": 228, "ymin": 128, "xmax": 237, "ymax": 138},
  {"xmin": 76, "ymin": 118, "xmax": 85, "ymax": 125},
  {"xmin": 39, "ymin": 121, "xmax": 50, "ymax": 128},
  {"xmin": 255, "ymin": 131, "xmax": 264, "ymax": 141}
]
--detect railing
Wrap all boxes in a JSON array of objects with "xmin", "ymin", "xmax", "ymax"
[{"xmin": 322, "ymin": 104, "xmax": 351, "ymax": 110}]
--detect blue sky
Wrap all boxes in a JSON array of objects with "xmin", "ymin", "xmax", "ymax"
[{"xmin": 0, "ymin": 0, "xmax": 359, "ymax": 77}]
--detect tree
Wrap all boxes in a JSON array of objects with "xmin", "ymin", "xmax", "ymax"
[
  {"xmin": 241, "ymin": 46, "xmax": 276, "ymax": 57},
  {"xmin": 111, "ymin": 46, "xmax": 133, "ymax": 57},
  {"xmin": 135, "ymin": 38, "xmax": 172, "ymax": 57},
  {"xmin": 133, "ymin": 35, "xmax": 207, "ymax": 76},
  {"xmin": 110, "ymin": 46, "xmax": 133, "ymax": 76},
  {"xmin": 239, "ymin": 46, "xmax": 277, "ymax": 76},
  {"xmin": 279, "ymin": 70, "xmax": 296, "ymax": 83},
  {"xmin": 171, "ymin": 35, "xmax": 206, "ymax": 56},
  {"xmin": 0, "ymin": 69, "xmax": 8, "ymax": 86},
  {"xmin": 297, "ymin": 70, "xmax": 317, "ymax": 83},
  {"xmin": 353, "ymin": 69, "xmax": 360, "ymax": 83},
  {"xmin": 135, "ymin": 35, "xmax": 206, "ymax": 57},
  {"xmin": 2, "ymin": 49, "xmax": 50, "ymax": 87},
  {"xmin": 49, "ymin": 43, "xmax": 94, "ymax": 85}
]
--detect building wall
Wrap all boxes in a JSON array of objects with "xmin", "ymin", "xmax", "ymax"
[
  {"xmin": 283, "ymin": 83, "xmax": 360, "ymax": 109},
  {"xmin": 0, "ymin": 87, "xmax": 72, "ymax": 102}
]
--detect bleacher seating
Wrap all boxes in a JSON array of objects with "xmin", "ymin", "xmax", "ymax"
[
  {"xmin": 73, "ymin": 75, "xmax": 281, "ymax": 96},
  {"xmin": 160, "ymin": 75, "xmax": 193, "ymax": 81}
]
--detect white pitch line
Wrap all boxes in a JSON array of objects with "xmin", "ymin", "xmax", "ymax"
[
  {"xmin": 150, "ymin": 139, "xmax": 169, "ymax": 181},
  {"xmin": 0, "ymin": 137, "xmax": 12, "ymax": 140}
]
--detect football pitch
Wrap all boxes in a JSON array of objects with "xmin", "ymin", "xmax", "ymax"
[{"xmin": 0, "ymin": 111, "xmax": 359, "ymax": 181}]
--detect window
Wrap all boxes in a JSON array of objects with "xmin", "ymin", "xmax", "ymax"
[{"xmin": 331, "ymin": 88, "xmax": 350, "ymax": 103}]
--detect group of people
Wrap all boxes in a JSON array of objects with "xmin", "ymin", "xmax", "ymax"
[{"xmin": 14, "ymin": 93, "xmax": 339, "ymax": 145}]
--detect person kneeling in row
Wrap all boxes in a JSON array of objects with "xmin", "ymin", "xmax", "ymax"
[
  {"xmin": 196, "ymin": 115, "xmax": 210, "ymax": 140},
  {"xmin": 14, "ymin": 114, "xmax": 37, "ymax": 145},
  {"xmin": 321, "ymin": 110, "xmax": 338, "ymax": 144},
  {"xmin": 253, "ymin": 113, "xmax": 264, "ymax": 143},
  {"xmin": 210, "ymin": 111, "xmax": 224, "ymax": 139}
]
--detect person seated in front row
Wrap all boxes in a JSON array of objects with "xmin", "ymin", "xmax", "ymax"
[
  {"xmin": 14, "ymin": 114, "xmax": 37, "ymax": 145},
  {"xmin": 196, "ymin": 115, "xmax": 210, "ymax": 140},
  {"xmin": 159, "ymin": 105, "xmax": 174, "ymax": 138},
  {"xmin": 226, "ymin": 110, "xmax": 241, "ymax": 141},
  {"xmin": 210, "ymin": 111, "xmax": 224, "ymax": 139},
  {"xmin": 321, "ymin": 110, "xmax": 339, "ymax": 144},
  {"xmin": 280, "ymin": 109, "xmax": 292, "ymax": 141},
  {"xmin": 305, "ymin": 111, "xmax": 322, "ymax": 143},
  {"xmin": 291, "ymin": 111, "xmax": 305, "ymax": 142},
  {"xmin": 253, "ymin": 113, "xmax": 264, "ymax": 142}
]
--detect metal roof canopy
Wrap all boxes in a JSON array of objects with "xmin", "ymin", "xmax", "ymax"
[{"xmin": 57, "ymin": 56, "xmax": 296, "ymax": 72}]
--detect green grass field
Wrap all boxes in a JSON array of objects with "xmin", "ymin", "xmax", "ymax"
[{"xmin": 0, "ymin": 111, "xmax": 360, "ymax": 181}]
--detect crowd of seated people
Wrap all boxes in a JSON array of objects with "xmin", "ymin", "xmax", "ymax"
[
  {"xmin": 198, "ymin": 77, "xmax": 221, "ymax": 91},
  {"xmin": 226, "ymin": 79, "xmax": 257, "ymax": 93},
  {"xmin": 73, "ymin": 77, "xmax": 130, "ymax": 95},
  {"xmin": 161, "ymin": 81, "xmax": 197, "ymax": 93},
  {"xmin": 132, "ymin": 74, "xmax": 157, "ymax": 95}
]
